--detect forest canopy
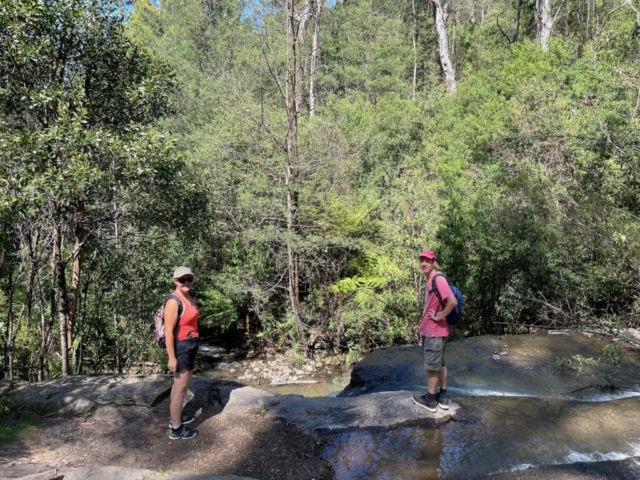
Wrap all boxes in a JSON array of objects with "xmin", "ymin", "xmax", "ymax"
[{"xmin": 1, "ymin": 0, "xmax": 639, "ymax": 380}]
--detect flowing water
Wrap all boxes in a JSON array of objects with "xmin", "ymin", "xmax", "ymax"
[
  {"xmin": 198, "ymin": 332, "xmax": 640, "ymax": 477},
  {"xmin": 327, "ymin": 332, "xmax": 640, "ymax": 479}
]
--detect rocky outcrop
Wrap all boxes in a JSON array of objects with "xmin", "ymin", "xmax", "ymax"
[
  {"xmin": 341, "ymin": 332, "xmax": 640, "ymax": 399},
  {"xmin": 4, "ymin": 373, "xmax": 454, "ymax": 435},
  {"xmin": 223, "ymin": 386, "xmax": 457, "ymax": 433},
  {"xmin": 8, "ymin": 374, "xmax": 173, "ymax": 416}
]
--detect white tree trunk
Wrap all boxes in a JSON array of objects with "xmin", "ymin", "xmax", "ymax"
[
  {"xmin": 294, "ymin": 0, "xmax": 311, "ymax": 115},
  {"xmin": 309, "ymin": 0, "xmax": 322, "ymax": 115},
  {"xmin": 536, "ymin": 0, "xmax": 552, "ymax": 51},
  {"xmin": 412, "ymin": 0, "xmax": 418, "ymax": 99},
  {"xmin": 432, "ymin": 0, "xmax": 457, "ymax": 93}
]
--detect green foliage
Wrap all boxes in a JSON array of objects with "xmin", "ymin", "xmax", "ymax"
[
  {"xmin": 2, "ymin": 0, "xmax": 640, "ymax": 378},
  {"xmin": 0, "ymin": 395, "xmax": 15, "ymax": 418},
  {"xmin": 29, "ymin": 400, "xmax": 58, "ymax": 417},
  {"xmin": 0, "ymin": 416, "xmax": 38, "ymax": 444},
  {"xmin": 0, "ymin": 0, "xmax": 200, "ymax": 379},
  {"xmin": 601, "ymin": 342, "xmax": 623, "ymax": 367},
  {"xmin": 344, "ymin": 346, "xmax": 364, "ymax": 366},
  {"xmin": 556, "ymin": 354, "xmax": 600, "ymax": 375},
  {"xmin": 197, "ymin": 289, "xmax": 236, "ymax": 331}
]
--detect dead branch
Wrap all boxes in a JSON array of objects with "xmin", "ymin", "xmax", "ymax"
[{"xmin": 569, "ymin": 383, "xmax": 638, "ymax": 393}]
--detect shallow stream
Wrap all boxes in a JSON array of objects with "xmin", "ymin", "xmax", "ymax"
[
  {"xmin": 197, "ymin": 341, "xmax": 348, "ymax": 397},
  {"xmin": 198, "ymin": 332, "xmax": 640, "ymax": 478},
  {"xmin": 327, "ymin": 332, "xmax": 640, "ymax": 479}
]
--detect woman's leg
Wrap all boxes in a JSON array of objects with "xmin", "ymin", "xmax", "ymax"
[{"xmin": 170, "ymin": 369, "xmax": 192, "ymax": 428}]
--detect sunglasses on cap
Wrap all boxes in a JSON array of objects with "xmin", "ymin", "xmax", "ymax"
[{"xmin": 177, "ymin": 277, "xmax": 194, "ymax": 284}]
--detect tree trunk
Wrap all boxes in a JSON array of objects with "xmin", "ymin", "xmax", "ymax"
[
  {"xmin": 68, "ymin": 204, "xmax": 84, "ymax": 357},
  {"xmin": 287, "ymin": 0, "xmax": 306, "ymax": 351},
  {"xmin": 38, "ymin": 278, "xmax": 49, "ymax": 382},
  {"xmin": 536, "ymin": 0, "xmax": 552, "ymax": 50},
  {"xmin": 512, "ymin": 0, "xmax": 524, "ymax": 43},
  {"xmin": 431, "ymin": 0, "xmax": 457, "ymax": 93},
  {"xmin": 53, "ymin": 223, "xmax": 69, "ymax": 377},
  {"xmin": 294, "ymin": 0, "xmax": 311, "ymax": 115},
  {"xmin": 6, "ymin": 281, "xmax": 13, "ymax": 380},
  {"xmin": 309, "ymin": 0, "xmax": 322, "ymax": 115},
  {"xmin": 412, "ymin": 0, "xmax": 418, "ymax": 99}
]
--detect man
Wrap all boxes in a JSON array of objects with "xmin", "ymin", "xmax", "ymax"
[{"xmin": 412, "ymin": 250, "xmax": 457, "ymax": 413}]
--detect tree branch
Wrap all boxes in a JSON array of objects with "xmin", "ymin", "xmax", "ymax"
[{"xmin": 497, "ymin": 14, "xmax": 513, "ymax": 43}]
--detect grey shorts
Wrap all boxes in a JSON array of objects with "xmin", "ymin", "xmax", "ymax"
[{"xmin": 423, "ymin": 336, "xmax": 447, "ymax": 371}]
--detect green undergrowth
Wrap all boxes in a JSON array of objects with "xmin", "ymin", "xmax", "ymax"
[
  {"xmin": 0, "ymin": 415, "xmax": 39, "ymax": 444},
  {"xmin": 0, "ymin": 395, "xmax": 51, "ymax": 444}
]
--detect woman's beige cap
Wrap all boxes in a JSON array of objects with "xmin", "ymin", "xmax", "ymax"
[{"xmin": 173, "ymin": 266, "xmax": 194, "ymax": 279}]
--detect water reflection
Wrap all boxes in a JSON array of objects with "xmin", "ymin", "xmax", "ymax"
[
  {"xmin": 326, "ymin": 396, "xmax": 640, "ymax": 479},
  {"xmin": 265, "ymin": 380, "xmax": 346, "ymax": 397},
  {"xmin": 329, "ymin": 332, "xmax": 640, "ymax": 478},
  {"xmin": 326, "ymin": 427, "xmax": 443, "ymax": 480}
]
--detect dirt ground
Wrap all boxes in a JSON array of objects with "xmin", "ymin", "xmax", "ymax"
[{"xmin": 2, "ymin": 401, "xmax": 333, "ymax": 480}]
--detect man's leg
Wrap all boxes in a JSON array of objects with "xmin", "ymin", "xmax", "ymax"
[
  {"xmin": 170, "ymin": 369, "xmax": 192, "ymax": 428},
  {"xmin": 427, "ymin": 369, "xmax": 440, "ymax": 396},
  {"xmin": 439, "ymin": 365, "xmax": 448, "ymax": 391}
]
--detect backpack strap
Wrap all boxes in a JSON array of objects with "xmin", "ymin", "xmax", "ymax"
[
  {"xmin": 430, "ymin": 273, "xmax": 446, "ymax": 310},
  {"xmin": 164, "ymin": 294, "xmax": 184, "ymax": 327},
  {"xmin": 165, "ymin": 294, "xmax": 184, "ymax": 316}
]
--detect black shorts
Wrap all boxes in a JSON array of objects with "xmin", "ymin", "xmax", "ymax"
[{"xmin": 175, "ymin": 338, "xmax": 198, "ymax": 372}]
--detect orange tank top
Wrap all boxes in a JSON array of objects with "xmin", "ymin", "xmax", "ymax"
[{"xmin": 176, "ymin": 296, "xmax": 199, "ymax": 341}]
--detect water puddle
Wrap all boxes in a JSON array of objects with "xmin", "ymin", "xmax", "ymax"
[{"xmin": 264, "ymin": 378, "xmax": 347, "ymax": 397}]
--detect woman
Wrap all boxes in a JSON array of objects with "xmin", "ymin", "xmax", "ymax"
[{"xmin": 164, "ymin": 266, "xmax": 199, "ymax": 440}]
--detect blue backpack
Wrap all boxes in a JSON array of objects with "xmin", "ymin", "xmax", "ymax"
[{"xmin": 430, "ymin": 273, "xmax": 464, "ymax": 325}]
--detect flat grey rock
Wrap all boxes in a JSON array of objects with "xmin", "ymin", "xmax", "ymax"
[
  {"xmin": 95, "ymin": 379, "xmax": 172, "ymax": 406},
  {"xmin": 10, "ymin": 375, "xmax": 174, "ymax": 411},
  {"xmin": 58, "ymin": 396, "xmax": 95, "ymax": 416},
  {"xmin": 0, "ymin": 381, "xmax": 17, "ymax": 396},
  {"xmin": 225, "ymin": 386, "xmax": 456, "ymax": 432}
]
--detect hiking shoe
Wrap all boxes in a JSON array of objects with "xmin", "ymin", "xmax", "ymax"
[
  {"xmin": 168, "ymin": 412, "xmax": 195, "ymax": 428},
  {"xmin": 169, "ymin": 425, "xmax": 198, "ymax": 440},
  {"xmin": 437, "ymin": 394, "xmax": 450, "ymax": 410},
  {"xmin": 412, "ymin": 394, "xmax": 437, "ymax": 413}
]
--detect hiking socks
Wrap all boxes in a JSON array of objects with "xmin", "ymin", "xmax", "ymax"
[
  {"xmin": 171, "ymin": 424, "xmax": 183, "ymax": 434},
  {"xmin": 439, "ymin": 388, "xmax": 447, "ymax": 399},
  {"xmin": 426, "ymin": 392, "xmax": 438, "ymax": 404}
]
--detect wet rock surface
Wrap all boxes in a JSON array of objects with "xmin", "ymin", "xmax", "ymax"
[
  {"xmin": 3, "ymin": 332, "xmax": 640, "ymax": 479},
  {"xmin": 342, "ymin": 331, "xmax": 640, "ymax": 399},
  {"xmin": 330, "ymin": 331, "xmax": 640, "ymax": 479},
  {"xmin": 224, "ymin": 386, "xmax": 457, "ymax": 433},
  {"xmin": 491, "ymin": 456, "xmax": 640, "ymax": 480}
]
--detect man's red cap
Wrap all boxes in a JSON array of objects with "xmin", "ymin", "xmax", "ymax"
[{"xmin": 418, "ymin": 250, "xmax": 436, "ymax": 260}]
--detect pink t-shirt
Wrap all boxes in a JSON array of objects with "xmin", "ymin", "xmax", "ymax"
[{"xmin": 419, "ymin": 272, "xmax": 453, "ymax": 338}]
